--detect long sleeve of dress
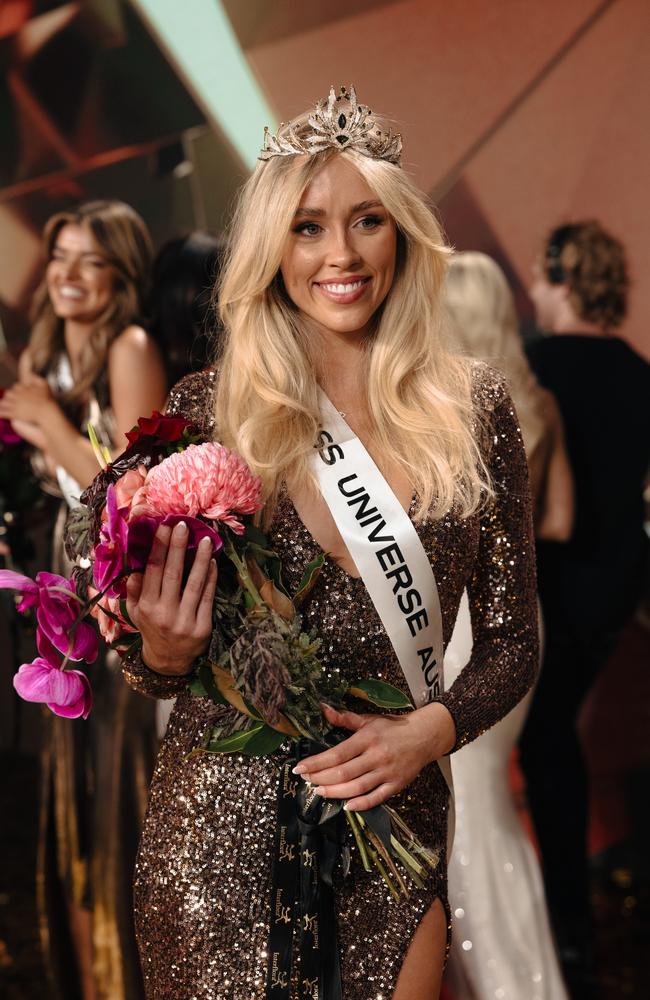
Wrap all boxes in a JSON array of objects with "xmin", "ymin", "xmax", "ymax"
[
  {"xmin": 437, "ymin": 373, "xmax": 539, "ymax": 750},
  {"xmin": 120, "ymin": 370, "xmax": 218, "ymax": 700}
]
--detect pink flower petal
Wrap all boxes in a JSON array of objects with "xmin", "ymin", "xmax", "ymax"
[{"xmin": 0, "ymin": 569, "xmax": 39, "ymax": 611}]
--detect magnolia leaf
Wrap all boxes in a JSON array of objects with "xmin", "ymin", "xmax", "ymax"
[
  {"xmin": 205, "ymin": 722, "xmax": 265, "ymax": 754},
  {"xmin": 246, "ymin": 555, "xmax": 294, "ymax": 621},
  {"xmin": 189, "ymin": 662, "xmax": 227, "ymax": 703},
  {"xmin": 239, "ymin": 723, "xmax": 288, "ymax": 756},
  {"xmin": 348, "ymin": 679, "xmax": 413, "ymax": 710},
  {"xmin": 259, "ymin": 579, "xmax": 295, "ymax": 622},
  {"xmin": 265, "ymin": 553, "xmax": 291, "ymax": 599},
  {"xmin": 293, "ymin": 553, "xmax": 326, "ymax": 606}
]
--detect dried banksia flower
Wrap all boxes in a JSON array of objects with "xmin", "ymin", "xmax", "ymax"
[{"xmin": 229, "ymin": 617, "xmax": 291, "ymax": 724}]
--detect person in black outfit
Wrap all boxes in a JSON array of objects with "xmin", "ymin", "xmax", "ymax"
[{"xmin": 519, "ymin": 220, "xmax": 650, "ymax": 992}]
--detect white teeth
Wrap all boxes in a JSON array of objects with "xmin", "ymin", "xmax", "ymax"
[
  {"xmin": 58, "ymin": 286, "xmax": 85, "ymax": 299},
  {"xmin": 320, "ymin": 280, "xmax": 366, "ymax": 294}
]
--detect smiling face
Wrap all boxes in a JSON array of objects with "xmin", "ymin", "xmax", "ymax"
[
  {"xmin": 279, "ymin": 156, "xmax": 397, "ymax": 340},
  {"xmin": 46, "ymin": 223, "xmax": 115, "ymax": 323}
]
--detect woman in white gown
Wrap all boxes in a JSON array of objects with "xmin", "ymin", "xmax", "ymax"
[{"xmin": 442, "ymin": 252, "xmax": 573, "ymax": 1000}]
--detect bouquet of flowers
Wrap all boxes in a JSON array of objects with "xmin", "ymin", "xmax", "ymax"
[{"xmin": 0, "ymin": 411, "xmax": 438, "ymax": 900}]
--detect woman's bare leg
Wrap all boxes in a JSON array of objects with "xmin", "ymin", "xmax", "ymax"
[
  {"xmin": 67, "ymin": 900, "xmax": 97, "ymax": 1000},
  {"xmin": 392, "ymin": 897, "xmax": 448, "ymax": 1000}
]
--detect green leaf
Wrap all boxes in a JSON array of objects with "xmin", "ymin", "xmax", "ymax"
[
  {"xmin": 348, "ymin": 679, "xmax": 413, "ymax": 710},
  {"xmin": 119, "ymin": 598, "xmax": 137, "ymax": 630},
  {"xmin": 293, "ymin": 553, "xmax": 326, "ymax": 606},
  {"xmin": 205, "ymin": 722, "xmax": 265, "ymax": 754},
  {"xmin": 109, "ymin": 634, "xmax": 141, "ymax": 653},
  {"xmin": 188, "ymin": 662, "xmax": 227, "ymax": 704},
  {"xmin": 239, "ymin": 723, "xmax": 288, "ymax": 756},
  {"xmin": 242, "ymin": 523, "xmax": 269, "ymax": 548}
]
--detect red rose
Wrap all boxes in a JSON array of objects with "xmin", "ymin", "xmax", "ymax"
[{"xmin": 125, "ymin": 411, "xmax": 195, "ymax": 447}]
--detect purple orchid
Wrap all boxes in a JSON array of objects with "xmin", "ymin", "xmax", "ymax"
[
  {"xmin": 93, "ymin": 484, "xmax": 129, "ymax": 597},
  {"xmin": 0, "ymin": 568, "xmax": 98, "ymax": 664},
  {"xmin": 13, "ymin": 657, "xmax": 92, "ymax": 719}
]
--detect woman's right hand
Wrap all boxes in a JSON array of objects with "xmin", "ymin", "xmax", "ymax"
[{"xmin": 125, "ymin": 521, "xmax": 218, "ymax": 676}]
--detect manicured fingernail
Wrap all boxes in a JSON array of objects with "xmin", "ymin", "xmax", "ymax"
[
  {"xmin": 176, "ymin": 521, "xmax": 187, "ymax": 535},
  {"xmin": 199, "ymin": 536, "xmax": 212, "ymax": 549},
  {"xmin": 343, "ymin": 803, "xmax": 351, "ymax": 811},
  {"xmin": 292, "ymin": 764, "xmax": 306, "ymax": 774},
  {"xmin": 314, "ymin": 786, "xmax": 326, "ymax": 796}
]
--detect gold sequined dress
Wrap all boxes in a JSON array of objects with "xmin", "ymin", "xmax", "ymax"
[{"xmin": 121, "ymin": 365, "xmax": 538, "ymax": 1000}]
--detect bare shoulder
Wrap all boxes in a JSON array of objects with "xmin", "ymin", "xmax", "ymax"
[
  {"xmin": 166, "ymin": 369, "xmax": 218, "ymax": 436},
  {"xmin": 109, "ymin": 324, "xmax": 158, "ymax": 361}
]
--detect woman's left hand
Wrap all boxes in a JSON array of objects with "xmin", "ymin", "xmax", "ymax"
[
  {"xmin": 0, "ymin": 375, "xmax": 57, "ymax": 426},
  {"xmin": 293, "ymin": 702, "xmax": 456, "ymax": 812}
]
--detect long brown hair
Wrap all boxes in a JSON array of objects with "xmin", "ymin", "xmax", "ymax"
[{"xmin": 29, "ymin": 200, "xmax": 152, "ymax": 407}]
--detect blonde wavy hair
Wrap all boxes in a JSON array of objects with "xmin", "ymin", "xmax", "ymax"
[
  {"xmin": 215, "ymin": 139, "xmax": 492, "ymax": 522},
  {"xmin": 29, "ymin": 200, "xmax": 152, "ymax": 409},
  {"xmin": 443, "ymin": 251, "xmax": 545, "ymax": 459}
]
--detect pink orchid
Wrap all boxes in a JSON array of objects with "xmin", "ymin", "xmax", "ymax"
[
  {"xmin": 13, "ymin": 657, "xmax": 92, "ymax": 719},
  {"xmin": 88, "ymin": 589, "xmax": 137, "ymax": 646},
  {"xmin": 0, "ymin": 569, "xmax": 98, "ymax": 663},
  {"xmin": 93, "ymin": 484, "xmax": 129, "ymax": 596}
]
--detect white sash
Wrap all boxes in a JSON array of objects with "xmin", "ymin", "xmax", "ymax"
[{"xmin": 311, "ymin": 391, "xmax": 454, "ymax": 805}]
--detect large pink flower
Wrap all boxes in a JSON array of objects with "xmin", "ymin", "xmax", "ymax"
[{"xmin": 132, "ymin": 443, "xmax": 262, "ymax": 534}]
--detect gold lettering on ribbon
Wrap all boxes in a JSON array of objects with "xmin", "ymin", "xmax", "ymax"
[
  {"xmin": 270, "ymin": 953, "xmax": 288, "ymax": 989},
  {"xmin": 274, "ymin": 889, "xmax": 292, "ymax": 925},
  {"xmin": 303, "ymin": 912, "xmax": 317, "ymax": 934},
  {"xmin": 302, "ymin": 976, "xmax": 319, "ymax": 998},
  {"xmin": 278, "ymin": 826, "xmax": 297, "ymax": 863},
  {"xmin": 282, "ymin": 768, "xmax": 297, "ymax": 799},
  {"xmin": 302, "ymin": 848, "xmax": 316, "ymax": 869}
]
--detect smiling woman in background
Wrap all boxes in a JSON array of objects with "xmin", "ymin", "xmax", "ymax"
[{"xmin": 0, "ymin": 200, "xmax": 166, "ymax": 1000}]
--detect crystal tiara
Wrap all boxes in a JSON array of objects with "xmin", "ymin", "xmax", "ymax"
[{"xmin": 259, "ymin": 85, "xmax": 402, "ymax": 166}]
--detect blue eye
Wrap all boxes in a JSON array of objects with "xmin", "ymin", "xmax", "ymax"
[
  {"xmin": 357, "ymin": 215, "xmax": 383, "ymax": 229},
  {"xmin": 294, "ymin": 222, "xmax": 322, "ymax": 236}
]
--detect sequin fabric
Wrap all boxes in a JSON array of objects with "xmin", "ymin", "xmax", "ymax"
[{"xmin": 121, "ymin": 366, "xmax": 538, "ymax": 999}]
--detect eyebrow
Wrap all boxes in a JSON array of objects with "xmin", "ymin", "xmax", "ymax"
[
  {"xmin": 294, "ymin": 199, "xmax": 384, "ymax": 218},
  {"xmin": 52, "ymin": 245, "xmax": 106, "ymax": 259}
]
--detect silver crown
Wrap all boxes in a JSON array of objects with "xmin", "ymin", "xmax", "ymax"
[{"xmin": 259, "ymin": 85, "xmax": 402, "ymax": 165}]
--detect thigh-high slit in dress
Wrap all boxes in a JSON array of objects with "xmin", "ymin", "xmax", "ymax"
[{"xmin": 120, "ymin": 365, "xmax": 539, "ymax": 1000}]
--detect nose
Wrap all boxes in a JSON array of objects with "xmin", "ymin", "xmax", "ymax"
[
  {"xmin": 324, "ymin": 224, "xmax": 361, "ymax": 270},
  {"xmin": 60, "ymin": 255, "xmax": 82, "ymax": 280}
]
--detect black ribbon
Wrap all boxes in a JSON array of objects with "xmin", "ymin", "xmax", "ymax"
[
  {"xmin": 265, "ymin": 740, "xmax": 348, "ymax": 1000},
  {"xmin": 265, "ymin": 738, "xmax": 394, "ymax": 1000}
]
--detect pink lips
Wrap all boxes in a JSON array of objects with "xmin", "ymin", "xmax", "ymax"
[{"xmin": 314, "ymin": 276, "xmax": 371, "ymax": 305}]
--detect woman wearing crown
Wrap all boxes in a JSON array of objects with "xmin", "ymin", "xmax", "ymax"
[{"xmin": 119, "ymin": 87, "xmax": 539, "ymax": 999}]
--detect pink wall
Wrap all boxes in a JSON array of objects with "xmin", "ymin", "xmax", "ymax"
[{"xmin": 237, "ymin": 0, "xmax": 650, "ymax": 358}]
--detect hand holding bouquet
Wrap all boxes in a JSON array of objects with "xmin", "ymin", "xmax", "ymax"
[{"xmin": 1, "ymin": 411, "xmax": 439, "ymax": 901}]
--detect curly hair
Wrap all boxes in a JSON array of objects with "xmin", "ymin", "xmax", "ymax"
[{"xmin": 545, "ymin": 220, "xmax": 629, "ymax": 329}]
